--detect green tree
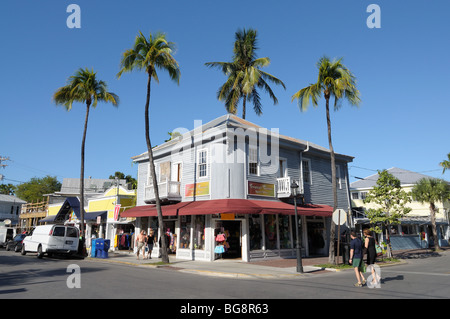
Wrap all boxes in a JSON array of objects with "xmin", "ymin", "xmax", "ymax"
[
  {"xmin": 118, "ymin": 31, "xmax": 180, "ymax": 263},
  {"xmin": 109, "ymin": 171, "xmax": 137, "ymax": 189},
  {"xmin": 411, "ymin": 178, "xmax": 450, "ymax": 250},
  {"xmin": 205, "ymin": 28, "xmax": 285, "ymax": 119},
  {"xmin": 439, "ymin": 153, "xmax": 450, "ymax": 174},
  {"xmin": 53, "ymin": 68, "xmax": 119, "ymax": 244},
  {"xmin": 292, "ymin": 56, "xmax": 361, "ymax": 264},
  {"xmin": 363, "ymin": 170, "xmax": 412, "ymax": 257},
  {"xmin": 0, "ymin": 184, "xmax": 15, "ymax": 196},
  {"xmin": 15, "ymin": 176, "xmax": 61, "ymax": 203}
]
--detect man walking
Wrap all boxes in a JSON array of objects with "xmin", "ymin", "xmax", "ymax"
[
  {"xmin": 349, "ymin": 231, "xmax": 366, "ymax": 287},
  {"xmin": 135, "ymin": 230, "xmax": 147, "ymax": 260}
]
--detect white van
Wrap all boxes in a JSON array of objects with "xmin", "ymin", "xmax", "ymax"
[{"xmin": 21, "ymin": 225, "xmax": 79, "ymax": 258}]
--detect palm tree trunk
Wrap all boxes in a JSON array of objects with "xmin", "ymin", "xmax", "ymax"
[
  {"xmin": 242, "ymin": 95, "xmax": 247, "ymax": 119},
  {"xmin": 325, "ymin": 96, "xmax": 337, "ymax": 265},
  {"xmin": 430, "ymin": 203, "xmax": 440, "ymax": 250},
  {"xmin": 79, "ymin": 100, "xmax": 90, "ymax": 256},
  {"xmin": 145, "ymin": 72, "xmax": 169, "ymax": 263}
]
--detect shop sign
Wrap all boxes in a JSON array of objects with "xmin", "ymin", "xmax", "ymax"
[
  {"xmin": 248, "ymin": 181, "xmax": 275, "ymax": 197},
  {"xmin": 221, "ymin": 213, "xmax": 235, "ymax": 220},
  {"xmin": 114, "ymin": 204, "xmax": 121, "ymax": 221},
  {"xmin": 185, "ymin": 181, "xmax": 210, "ymax": 197}
]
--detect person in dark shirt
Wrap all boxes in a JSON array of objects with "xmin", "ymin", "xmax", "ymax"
[{"xmin": 350, "ymin": 231, "xmax": 366, "ymax": 287}]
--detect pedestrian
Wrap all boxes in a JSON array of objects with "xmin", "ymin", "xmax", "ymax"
[
  {"xmin": 364, "ymin": 228, "xmax": 379, "ymax": 285},
  {"xmin": 349, "ymin": 231, "xmax": 366, "ymax": 287},
  {"xmin": 135, "ymin": 230, "xmax": 147, "ymax": 260},
  {"xmin": 146, "ymin": 229, "xmax": 156, "ymax": 259}
]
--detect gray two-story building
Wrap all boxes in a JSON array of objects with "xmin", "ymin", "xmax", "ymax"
[{"xmin": 123, "ymin": 114, "xmax": 354, "ymax": 262}]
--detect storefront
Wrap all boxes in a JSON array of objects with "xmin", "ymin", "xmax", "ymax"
[{"xmin": 122, "ymin": 199, "xmax": 333, "ymax": 262}]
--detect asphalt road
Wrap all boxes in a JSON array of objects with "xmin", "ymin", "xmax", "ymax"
[{"xmin": 1, "ymin": 249, "xmax": 449, "ymax": 301}]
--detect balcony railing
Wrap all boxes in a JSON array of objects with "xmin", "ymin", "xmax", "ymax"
[
  {"xmin": 276, "ymin": 176, "xmax": 303, "ymax": 198},
  {"xmin": 144, "ymin": 178, "xmax": 181, "ymax": 203}
]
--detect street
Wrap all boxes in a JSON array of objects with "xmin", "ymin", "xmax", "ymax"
[{"xmin": 1, "ymin": 249, "xmax": 449, "ymax": 301}]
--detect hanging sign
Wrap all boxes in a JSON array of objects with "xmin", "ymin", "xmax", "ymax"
[{"xmin": 114, "ymin": 204, "xmax": 121, "ymax": 221}]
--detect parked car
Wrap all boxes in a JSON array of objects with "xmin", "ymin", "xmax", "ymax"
[
  {"xmin": 21, "ymin": 225, "xmax": 79, "ymax": 258},
  {"xmin": 6, "ymin": 234, "xmax": 28, "ymax": 252}
]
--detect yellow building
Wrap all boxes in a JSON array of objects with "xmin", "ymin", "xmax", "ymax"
[
  {"xmin": 350, "ymin": 167, "xmax": 449, "ymax": 249},
  {"xmin": 43, "ymin": 178, "xmax": 136, "ymax": 248}
]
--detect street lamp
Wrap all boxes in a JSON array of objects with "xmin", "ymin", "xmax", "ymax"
[{"xmin": 291, "ymin": 180, "xmax": 303, "ymax": 273}]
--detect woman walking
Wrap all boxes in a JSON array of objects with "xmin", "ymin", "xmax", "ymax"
[{"xmin": 364, "ymin": 229, "xmax": 379, "ymax": 285}]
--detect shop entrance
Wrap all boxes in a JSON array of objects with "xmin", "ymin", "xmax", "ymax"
[
  {"xmin": 215, "ymin": 220, "xmax": 242, "ymax": 259},
  {"xmin": 162, "ymin": 220, "xmax": 176, "ymax": 254}
]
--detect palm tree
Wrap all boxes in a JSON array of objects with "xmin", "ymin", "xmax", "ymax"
[
  {"xmin": 205, "ymin": 28, "xmax": 285, "ymax": 119},
  {"xmin": 117, "ymin": 31, "xmax": 180, "ymax": 263},
  {"xmin": 53, "ymin": 68, "xmax": 119, "ymax": 252},
  {"xmin": 412, "ymin": 178, "xmax": 450, "ymax": 250},
  {"xmin": 292, "ymin": 56, "xmax": 361, "ymax": 264},
  {"xmin": 439, "ymin": 153, "xmax": 450, "ymax": 174}
]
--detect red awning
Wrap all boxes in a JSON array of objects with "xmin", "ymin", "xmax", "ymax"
[{"xmin": 121, "ymin": 199, "xmax": 333, "ymax": 218}]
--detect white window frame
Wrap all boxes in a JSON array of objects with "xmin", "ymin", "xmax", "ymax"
[
  {"xmin": 197, "ymin": 149, "xmax": 208, "ymax": 179},
  {"xmin": 248, "ymin": 146, "xmax": 259, "ymax": 176}
]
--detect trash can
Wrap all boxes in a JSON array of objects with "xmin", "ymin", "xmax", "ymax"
[
  {"xmin": 95, "ymin": 239, "xmax": 104, "ymax": 258},
  {"xmin": 102, "ymin": 239, "xmax": 110, "ymax": 258},
  {"xmin": 90, "ymin": 239, "xmax": 97, "ymax": 258},
  {"xmin": 95, "ymin": 239, "xmax": 109, "ymax": 259}
]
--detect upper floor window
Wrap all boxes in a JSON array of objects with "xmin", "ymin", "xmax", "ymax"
[
  {"xmin": 351, "ymin": 192, "xmax": 359, "ymax": 200},
  {"xmin": 336, "ymin": 165, "xmax": 342, "ymax": 189},
  {"xmin": 198, "ymin": 149, "xmax": 208, "ymax": 178},
  {"xmin": 302, "ymin": 159, "xmax": 311, "ymax": 184},
  {"xmin": 248, "ymin": 146, "xmax": 259, "ymax": 175}
]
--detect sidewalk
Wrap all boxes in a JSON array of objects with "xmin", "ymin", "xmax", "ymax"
[{"xmin": 86, "ymin": 247, "xmax": 449, "ymax": 279}]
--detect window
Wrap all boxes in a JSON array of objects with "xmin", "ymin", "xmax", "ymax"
[
  {"xmin": 352, "ymin": 192, "xmax": 359, "ymax": 200},
  {"xmin": 279, "ymin": 215, "xmax": 292, "ymax": 249},
  {"xmin": 197, "ymin": 149, "xmax": 208, "ymax": 178},
  {"xmin": 302, "ymin": 159, "xmax": 311, "ymax": 184},
  {"xmin": 179, "ymin": 215, "xmax": 191, "ymax": 249},
  {"xmin": 193, "ymin": 215, "xmax": 205, "ymax": 250},
  {"xmin": 248, "ymin": 147, "xmax": 258, "ymax": 175},
  {"xmin": 264, "ymin": 214, "xmax": 277, "ymax": 250},
  {"xmin": 66, "ymin": 227, "xmax": 78, "ymax": 238},
  {"xmin": 249, "ymin": 215, "xmax": 262, "ymax": 250},
  {"xmin": 53, "ymin": 226, "xmax": 65, "ymax": 237},
  {"xmin": 360, "ymin": 192, "xmax": 368, "ymax": 200},
  {"xmin": 336, "ymin": 165, "xmax": 342, "ymax": 189}
]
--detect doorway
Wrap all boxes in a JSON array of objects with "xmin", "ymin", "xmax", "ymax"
[{"xmin": 215, "ymin": 220, "xmax": 242, "ymax": 259}]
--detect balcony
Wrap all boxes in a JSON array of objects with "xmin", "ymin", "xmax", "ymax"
[
  {"xmin": 276, "ymin": 176, "xmax": 303, "ymax": 198},
  {"xmin": 144, "ymin": 178, "xmax": 182, "ymax": 204}
]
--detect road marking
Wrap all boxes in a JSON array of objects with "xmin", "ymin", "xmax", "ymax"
[{"xmin": 382, "ymin": 270, "xmax": 450, "ymax": 277}]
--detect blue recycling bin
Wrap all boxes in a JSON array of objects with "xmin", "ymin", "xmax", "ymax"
[
  {"xmin": 95, "ymin": 239, "xmax": 109, "ymax": 258},
  {"xmin": 95, "ymin": 239, "xmax": 104, "ymax": 258},
  {"xmin": 102, "ymin": 239, "xmax": 110, "ymax": 258},
  {"xmin": 90, "ymin": 239, "xmax": 97, "ymax": 257}
]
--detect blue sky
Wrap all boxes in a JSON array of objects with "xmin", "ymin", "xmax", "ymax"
[{"xmin": 1, "ymin": 0, "xmax": 449, "ymax": 188}]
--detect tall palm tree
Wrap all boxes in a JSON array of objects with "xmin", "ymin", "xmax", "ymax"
[
  {"xmin": 205, "ymin": 28, "xmax": 285, "ymax": 119},
  {"xmin": 117, "ymin": 31, "xmax": 180, "ymax": 263},
  {"xmin": 439, "ymin": 153, "xmax": 450, "ymax": 174},
  {"xmin": 53, "ymin": 68, "xmax": 119, "ymax": 252},
  {"xmin": 412, "ymin": 178, "xmax": 450, "ymax": 250},
  {"xmin": 292, "ymin": 57, "xmax": 361, "ymax": 264}
]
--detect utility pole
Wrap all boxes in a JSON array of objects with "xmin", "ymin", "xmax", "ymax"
[
  {"xmin": 0, "ymin": 156, "xmax": 10, "ymax": 182},
  {"xmin": 0, "ymin": 156, "xmax": 10, "ymax": 169}
]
